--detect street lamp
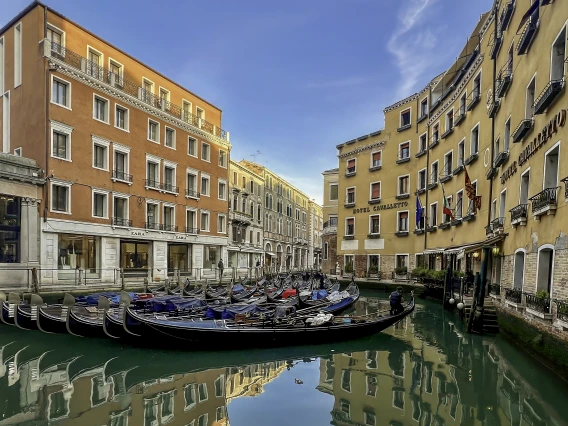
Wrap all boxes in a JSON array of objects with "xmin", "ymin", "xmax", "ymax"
[{"xmin": 492, "ymin": 246, "xmax": 500, "ymax": 256}]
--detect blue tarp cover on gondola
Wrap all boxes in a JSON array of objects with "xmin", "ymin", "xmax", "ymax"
[
  {"xmin": 312, "ymin": 290, "xmax": 328, "ymax": 300},
  {"xmin": 76, "ymin": 292, "xmax": 137, "ymax": 306},
  {"xmin": 323, "ymin": 297, "xmax": 353, "ymax": 312},
  {"xmin": 145, "ymin": 296, "xmax": 206, "ymax": 312},
  {"xmin": 232, "ymin": 284, "xmax": 245, "ymax": 293},
  {"xmin": 205, "ymin": 304, "xmax": 268, "ymax": 320}
]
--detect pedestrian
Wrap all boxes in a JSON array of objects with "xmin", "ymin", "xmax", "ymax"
[
  {"xmin": 218, "ymin": 259, "xmax": 224, "ymax": 282},
  {"xmin": 389, "ymin": 286, "xmax": 405, "ymax": 315}
]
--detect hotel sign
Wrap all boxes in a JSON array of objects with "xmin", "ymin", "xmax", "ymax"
[
  {"xmin": 353, "ymin": 201, "xmax": 409, "ymax": 214},
  {"xmin": 501, "ymin": 109, "xmax": 566, "ymax": 184}
]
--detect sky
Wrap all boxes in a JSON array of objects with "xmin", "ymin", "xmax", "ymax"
[{"xmin": 1, "ymin": 0, "xmax": 492, "ymax": 205}]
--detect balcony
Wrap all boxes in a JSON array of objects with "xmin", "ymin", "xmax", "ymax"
[
  {"xmin": 163, "ymin": 182, "xmax": 179, "ymax": 194},
  {"xmin": 557, "ymin": 300, "xmax": 568, "ymax": 323},
  {"xmin": 517, "ymin": 18, "xmax": 538, "ymax": 55},
  {"xmin": 450, "ymin": 213, "xmax": 463, "ymax": 226},
  {"xmin": 112, "ymin": 169, "xmax": 133, "ymax": 183},
  {"xmin": 416, "ymin": 187, "xmax": 426, "ymax": 195},
  {"xmin": 525, "ymin": 293, "xmax": 551, "ymax": 317},
  {"xmin": 322, "ymin": 220, "xmax": 338, "ymax": 236},
  {"xmin": 464, "ymin": 153, "xmax": 478, "ymax": 166},
  {"xmin": 510, "ymin": 204, "xmax": 528, "ymax": 226},
  {"xmin": 495, "ymin": 68, "xmax": 512, "ymax": 98},
  {"xmin": 493, "ymin": 151, "xmax": 509, "ymax": 167},
  {"xmin": 112, "ymin": 217, "xmax": 132, "ymax": 227},
  {"xmin": 505, "ymin": 288, "xmax": 522, "ymax": 304},
  {"xmin": 534, "ymin": 79, "xmax": 565, "ymax": 115},
  {"xmin": 486, "ymin": 166, "xmax": 497, "ymax": 180},
  {"xmin": 463, "ymin": 204, "xmax": 477, "ymax": 222},
  {"xmin": 415, "ymin": 148, "xmax": 427, "ymax": 158},
  {"xmin": 345, "ymin": 167, "xmax": 356, "ymax": 177},
  {"xmin": 185, "ymin": 189, "xmax": 200, "ymax": 199},
  {"xmin": 530, "ymin": 187, "xmax": 559, "ymax": 218},
  {"xmin": 163, "ymin": 224, "xmax": 178, "ymax": 232},
  {"xmin": 145, "ymin": 179, "xmax": 162, "ymax": 190},
  {"xmin": 185, "ymin": 227, "xmax": 199, "ymax": 234},
  {"xmin": 454, "ymin": 112, "xmax": 465, "ymax": 126},
  {"xmin": 426, "ymin": 225, "xmax": 437, "ymax": 233},
  {"xmin": 439, "ymin": 221, "xmax": 451, "ymax": 230},
  {"xmin": 453, "ymin": 161, "xmax": 464, "ymax": 175},
  {"xmin": 491, "ymin": 217, "xmax": 505, "ymax": 234},
  {"xmin": 397, "ymin": 123, "xmax": 411, "ymax": 133},
  {"xmin": 427, "ymin": 180, "xmax": 438, "ymax": 191},
  {"xmin": 145, "ymin": 222, "xmax": 163, "ymax": 230},
  {"xmin": 487, "ymin": 99, "xmax": 501, "ymax": 118},
  {"xmin": 46, "ymin": 42, "xmax": 229, "ymax": 142},
  {"xmin": 512, "ymin": 119, "xmax": 533, "ymax": 143},
  {"xmin": 230, "ymin": 210, "xmax": 252, "ymax": 225},
  {"xmin": 428, "ymin": 137, "xmax": 439, "ymax": 150},
  {"xmin": 417, "ymin": 114, "xmax": 428, "ymax": 124},
  {"xmin": 485, "ymin": 224, "xmax": 493, "ymax": 237},
  {"xmin": 441, "ymin": 127, "xmax": 453, "ymax": 139},
  {"xmin": 466, "ymin": 91, "xmax": 481, "ymax": 111},
  {"xmin": 562, "ymin": 177, "xmax": 568, "ymax": 201},
  {"xmin": 490, "ymin": 34, "xmax": 503, "ymax": 60},
  {"xmin": 499, "ymin": 0, "xmax": 515, "ymax": 33},
  {"xmin": 414, "ymin": 228, "xmax": 425, "ymax": 235}
]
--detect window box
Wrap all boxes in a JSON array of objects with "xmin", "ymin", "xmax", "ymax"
[
  {"xmin": 464, "ymin": 153, "xmax": 478, "ymax": 166},
  {"xmin": 534, "ymin": 80, "xmax": 565, "ymax": 115},
  {"xmin": 454, "ymin": 112, "xmax": 465, "ymax": 126},
  {"xmin": 367, "ymin": 234, "xmax": 381, "ymax": 239},
  {"xmin": 368, "ymin": 165, "xmax": 382, "ymax": 172},
  {"xmin": 439, "ymin": 221, "xmax": 451, "ymax": 229},
  {"xmin": 512, "ymin": 119, "xmax": 533, "ymax": 143},
  {"xmin": 397, "ymin": 124, "xmax": 411, "ymax": 132},
  {"xmin": 441, "ymin": 128, "xmax": 453, "ymax": 139},
  {"xmin": 396, "ymin": 194, "xmax": 410, "ymax": 200},
  {"xmin": 368, "ymin": 198, "xmax": 381, "ymax": 205},
  {"xmin": 426, "ymin": 226, "xmax": 437, "ymax": 233},
  {"xmin": 415, "ymin": 149, "xmax": 427, "ymax": 158},
  {"xmin": 440, "ymin": 174, "xmax": 452, "ymax": 183},
  {"xmin": 395, "ymin": 231, "xmax": 409, "ymax": 237}
]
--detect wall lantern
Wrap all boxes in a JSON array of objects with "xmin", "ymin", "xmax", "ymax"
[
  {"xmin": 492, "ymin": 246, "xmax": 500, "ymax": 256},
  {"xmin": 472, "ymin": 251, "xmax": 480, "ymax": 260}
]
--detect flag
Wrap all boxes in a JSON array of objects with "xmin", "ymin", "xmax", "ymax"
[
  {"xmin": 516, "ymin": 1, "xmax": 539, "ymax": 34},
  {"xmin": 464, "ymin": 166, "xmax": 482, "ymax": 214},
  {"xmin": 442, "ymin": 185, "xmax": 454, "ymax": 220},
  {"xmin": 416, "ymin": 196, "xmax": 423, "ymax": 227}
]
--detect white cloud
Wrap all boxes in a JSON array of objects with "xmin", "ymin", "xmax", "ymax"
[{"xmin": 387, "ymin": 0, "xmax": 442, "ymax": 99}]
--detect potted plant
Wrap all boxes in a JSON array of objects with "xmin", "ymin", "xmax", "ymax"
[
  {"xmin": 368, "ymin": 265, "xmax": 379, "ymax": 276},
  {"xmin": 394, "ymin": 266, "xmax": 408, "ymax": 279},
  {"xmin": 344, "ymin": 262, "xmax": 354, "ymax": 274}
]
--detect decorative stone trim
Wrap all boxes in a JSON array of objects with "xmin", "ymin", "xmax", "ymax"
[{"xmin": 338, "ymin": 140, "xmax": 386, "ymax": 159}]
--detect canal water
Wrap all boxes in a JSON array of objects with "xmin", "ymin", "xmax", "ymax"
[{"xmin": 1, "ymin": 291, "xmax": 567, "ymax": 426}]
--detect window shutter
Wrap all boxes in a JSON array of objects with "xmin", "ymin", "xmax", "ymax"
[
  {"xmin": 347, "ymin": 218, "xmax": 354, "ymax": 226},
  {"xmin": 372, "ymin": 152, "xmax": 381, "ymax": 162},
  {"xmin": 371, "ymin": 183, "xmax": 381, "ymax": 199},
  {"xmin": 347, "ymin": 159, "xmax": 355, "ymax": 168},
  {"xmin": 400, "ymin": 212, "xmax": 409, "ymax": 219}
]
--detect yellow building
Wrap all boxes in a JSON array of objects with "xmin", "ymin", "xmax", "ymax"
[
  {"xmin": 321, "ymin": 168, "xmax": 339, "ymax": 275},
  {"xmin": 334, "ymin": 1, "xmax": 568, "ymax": 319}
]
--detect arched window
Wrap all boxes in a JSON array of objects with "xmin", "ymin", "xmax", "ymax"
[{"xmin": 513, "ymin": 249, "xmax": 525, "ymax": 290}]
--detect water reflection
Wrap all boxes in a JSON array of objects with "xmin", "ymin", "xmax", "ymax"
[{"xmin": 1, "ymin": 295, "xmax": 567, "ymax": 426}]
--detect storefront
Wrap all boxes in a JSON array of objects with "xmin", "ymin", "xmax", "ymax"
[
  {"xmin": 57, "ymin": 234, "xmax": 99, "ymax": 279},
  {"xmin": 203, "ymin": 245, "xmax": 221, "ymax": 270},
  {"xmin": 167, "ymin": 243, "xmax": 192, "ymax": 275},
  {"xmin": 120, "ymin": 240, "xmax": 150, "ymax": 276},
  {"xmin": 0, "ymin": 195, "xmax": 20, "ymax": 263}
]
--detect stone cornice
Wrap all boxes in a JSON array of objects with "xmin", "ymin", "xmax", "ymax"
[
  {"xmin": 338, "ymin": 140, "xmax": 387, "ymax": 159},
  {"xmin": 383, "ymin": 73, "xmax": 443, "ymax": 113},
  {"xmin": 48, "ymin": 57, "xmax": 231, "ymax": 150},
  {"xmin": 427, "ymin": 53, "xmax": 485, "ymax": 126}
]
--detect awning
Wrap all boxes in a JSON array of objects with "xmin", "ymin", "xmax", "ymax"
[
  {"xmin": 423, "ymin": 234, "xmax": 507, "ymax": 258},
  {"xmin": 265, "ymin": 252, "xmax": 276, "ymax": 257}
]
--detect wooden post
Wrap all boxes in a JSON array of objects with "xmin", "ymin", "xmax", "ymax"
[{"xmin": 31, "ymin": 268, "xmax": 39, "ymax": 294}]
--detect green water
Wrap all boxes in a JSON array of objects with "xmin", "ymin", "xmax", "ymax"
[{"xmin": 1, "ymin": 292, "xmax": 567, "ymax": 426}]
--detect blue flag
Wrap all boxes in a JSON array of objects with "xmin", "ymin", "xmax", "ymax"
[{"xmin": 416, "ymin": 196, "xmax": 423, "ymax": 226}]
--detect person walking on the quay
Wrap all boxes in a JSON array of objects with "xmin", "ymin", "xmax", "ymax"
[
  {"xmin": 390, "ymin": 286, "xmax": 404, "ymax": 315},
  {"xmin": 218, "ymin": 259, "xmax": 224, "ymax": 283}
]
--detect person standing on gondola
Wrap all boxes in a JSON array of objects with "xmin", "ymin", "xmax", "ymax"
[
  {"xmin": 390, "ymin": 286, "xmax": 404, "ymax": 315},
  {"xmin": 218, "ymin": 259, "xmax": 224, "ymax": 283}
]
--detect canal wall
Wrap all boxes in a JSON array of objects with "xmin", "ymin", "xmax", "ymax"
[{"xmin": 495, "ymin": 306, "xmax": 568, "ymax": 381}]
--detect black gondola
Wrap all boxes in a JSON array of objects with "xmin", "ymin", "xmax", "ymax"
[
  {"xmin": 230, "ymin": 284, "xmax": 258, "ymax": 303},
  {"xmin": 65, "ymin": 297, "xmax": 112, "ymax": 338},
  {"xmin": 36, "ymin": 294, "xmax": 77, "ymax": 334},
  {"xmin": 1, "ymin": 293, "xmax": 22, "ymax": 326}
]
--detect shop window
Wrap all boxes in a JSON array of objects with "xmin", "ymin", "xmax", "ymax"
[
  {"xmin": 120, "ymin": 242, "xmax": 149, "ymax": 272},
  {"xmin": 0, "ymin": 196, "xmax": 20, "ymax": 263},
  {"xmin": 58, "ymin": 235, "xmax": 98, "ymax": 272}
]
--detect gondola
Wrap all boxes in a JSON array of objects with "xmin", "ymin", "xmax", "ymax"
[
  {"xmin": 205, "ymin": 285, "xmax": 228, "ymax": 299},
  {"xmin": 65, "ymin": 297, "xmax": 113, "ymax": 338},
  {"xmin": 121, "ymin": 292, "xmax": 414, "ymax": 348},
  {"xmin": 298, "ymin": 282, "xmax": 341, "ymax": 309},
  {"xmin": 1, "ymin": 292, "xmax": 23, "ymax": 326},
  {"xmin": 36, "ymin": 294, "xmax": 77, "ymax": 334},
  {"xmin": 230, "ymin": 284, "xmax": 258, "ymax": 303}
]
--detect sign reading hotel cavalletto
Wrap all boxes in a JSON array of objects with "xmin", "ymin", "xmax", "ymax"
[
  {"xmin": 500, "ymin": 109, "xmax": 566, "ymax": 184},
  {"xmin": 353, "ymin": 201, "xmax": 409, "ymax": 214}
]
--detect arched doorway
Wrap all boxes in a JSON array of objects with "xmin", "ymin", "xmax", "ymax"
[
  {"xmin": 286, "ymin": 246, "xmax": 292, "ymax": 271},
  {"xmin": 536, "ymin": 245, "xmax": 554, "ymax": 295},
  {"xmin": 513, "ymin": 249, "xmax": 525, "ymax": 290},
  {"xmin": 264, "ymin": 242, "xmax": 272, "ymax": 267},
  {"xmin": 276, "ymin": 244, "xmax": 282, "ymax": 272}
]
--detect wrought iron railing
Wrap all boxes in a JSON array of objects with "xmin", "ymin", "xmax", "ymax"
[
  {"xmin": 556, "ymin": 300, "xmax": 568, "ymax": 322},
  {"xmin": 466, "ymin": 90, "xmax": 481, "ymax": 111},
  {"xmin": 112, "ymin": 217, "xmax": 132, "ymax": 227},
  {"xmin": 485, "ymin": 224, "xmax": 493, "ymax": 237},
  {"xmin": 145, "ymin": 179, "xmax": 162, "ymax": 190},
  {"xmin": 346, "ymin": 167, "xmax": 356, "ymax": 175},
  {"xmin": 491, "ymin": 217, "xmax": 505, "ymax": 231},
  {"xmin": 511, "ymin": 118, "xmax": 533, "ymax": 143},
  {"xmin": 510, "ymin": 204, "xmax": 528, "ymax": 223},
  {"xmin": 525, "ymin": 293, "xmax": 550, "ymax": 314},
  {"xmin": 112, "ymin": 169, "xmax": 133, "ymax": 182},
  {"xmin": 185, "ymin": 189, "xmax": 200, "ymax": 198},
  {"xmin": 529, "ymin": 187, "xmax": 559, "ymax": 214},
  {"xmin": 489, "ymin": 284, "xmax": 501, "ymax": 296},
  {"xmin": 562, "ymin": 177, "xmax": 568, "ymax": 200},
  {"xmin": 145, "ymin": 222, "xmax": 163, "ymax": 230},
  {"xmin": 163, "ymin": 224, "xmax": 178, "ymax": 232},
  {"xmin": 48, "ymin": 41, "xmax": 228, "ymax": 141},
  {"xmin": 517, "ymin": 15, "xmax": 538, "ymax": 55},
  {"xmin": 499, "ymin": 0, "xmax": 515, "ymax": 33},
  {"xmin": 163, "ymin": 183, "xmax": 179, "ymax": 193},
  {"xmin": 533, "ymin": 79, "xmax": 565, "ymax": 115},
  {"xmin": 185, "ymin": 227, "xmax": 199, "ymax": 234},
  {"xmin": 505, "ymin": 288, "xmax": 522, "ymax": 304},
  {"xmin": 495, "ymin": 63, "xmax": 513, "ymax": 98}
]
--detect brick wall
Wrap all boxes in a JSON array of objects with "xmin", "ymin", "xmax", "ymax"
[{"xmin": 322, "ymin": 234, "xmax": 337, "ymax": 274}]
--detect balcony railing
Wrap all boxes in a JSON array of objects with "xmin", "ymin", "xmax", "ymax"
[
  {"xmin": 517, "ymin": 17, "xmax": 538, "ymax": 55},
  {"xmin": 556, "ymin": 300, "xmax": 568, "ymax": 322},
  {"xmin": 493, "ymin": 150, "xmax": 509, "ymax": 167},
  {"xmin": 415, "ymin": 148, "xmax": 427, "ymax": 158},
  {"xmin": 112, "ymin": 217, "xmax": 132, "ymax": 227},
  {"xmin": 454, "ymin": 112, "xmax": 465, "ymax": 126},
  {"xmin": 163, "ymin": 224, "xmax": 178, "ymax": 232},
  {"xmin": 145, "ymin": 179, "xmax": 162, "ymax": 190},
  {"xmin": 499, "ymin": 0, "xmax": 515, "ymax": 33},
  {"xmin": 344, "ymin": 196, "xmax": 355, "ymax": 207},
  {"xmin": 345, "ymin": 167, "xmax": 356, "ymax": 177},
  {"xmin": 466, "ymin": 91, "xmax": 481, "ymax": 111},
  {"xmin": 512, "ymin": 118, "xmax": 533, "ymax": 143},
  {"xmin": 112, "ymin": 169, "xmax": 133, "ymax": 183},
  {"xmin": 485, "ymin": 224, "xmax": 493, "ymax": 237},
  {"xmin": 505, "ymin": 288, "xmax": 522, "ymax": 304},
  {"xmin": 496, "ymin": 65, "xmax": 513, "ymax": 98},
  {"xmin": 529, "ymin": 187, "xmax": 559, "ymax": 215},
  {"xmin": 510, "ymin": 204, "xmax": 528, "ymax": 225},
  {"xmin": 145, "ymin": 222, "xmax": 163, "ymax": 230},
  {"xmin": 185, "ymin": 227, "xmax": 199, "ymax": 234},
  {"xmin": 525, "ymin": 293, "xmax": 551, "ymax": 314},
  {"xmin": 463, "ymin": 203, "xmax": 477, "ymax": 221},
  {"xmin": 491, "ymin": 217, "xmax": 505, "ymax": 233},
  {"xmin": 562, "ymin": 177, "xmax": 568, "ymax": 200},
  {"xmin": 163, "ymin": 182, "xmax": 179, "ymax": 193},
  {"xmin": 231, "ymin": 211, "xmax": 252, "ymax": 224},
  {"xmin": 533, "ymin": 79, "xmax": 565, "ymax": 115},
  {"xmin": 185, "ymin": 189, "xmax": 200, "ymax": 198},
  {"xmin": 48, "ymin": 42, "xmax": 228, "ymax": 141},
  {"xmin": 489, "ymin": 32, "xmax": 503, "ymax": 60},
  {"xmin": 429, "ymin": 136, "xmax": 439, "ymax": 149}
]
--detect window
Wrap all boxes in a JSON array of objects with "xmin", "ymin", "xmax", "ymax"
[
  {"xmin": 113, "ymin": 195, "xmax": 128, "ymax": 222},
  {"xmin": 526, "ymin": 76, "xmax": 536, "ymax": 119},
  {"xmin": 148, "ymin": 120, "xmax": 159, "ymax": 142},
  {"xmin": 163, "ymin": 165, "xmax": 176, "ymax": 192},
  {"xmin": 458, "ymin": 139, "xmax": 465, "ymax": 167},
  {"xmin": 473, "ymin": 73, "xmax": 481, "ymax": 98},
  {"xmin": 399, "ymin": 142, "xmax": 410, "ymax": 160},
  {"xmin": 87, "ymin": 47, "xmax": 102, "ymax": 79},
  {"xmin": 92, "ymin": 191, "xmax": 108, "ymax": 218},
  {"xmin": 467, "ymin": 181, "xmax": 478, "ymax": 213},
  {"xmin": 419, "ymin": 133, "xmax": 427, "ymax": 153},
  {"xmin": 443, "ymin": 196, "xmax": 452, "ymax": 223},
  {"xmin": 14, "ymin": 23, "xmax": 21, "ymax": 87},
  {"xmin": 219, "ymin": 150, "xmax": 227, "ymax": 167},
  {"xmin": 551, "ymin": 26, "xmax": 566, "ymax": 81},
  {"xmin": 200, "ymin": 212, "xmax": 210, "ymax": 232},
  {"xmin": 397, "ymin": 211, "xmax": 409, "ymax": 232},
  {"xmin": 93, "ymin": 95, "xmax": 109, "ymax": 123},
  {"xmin": 159, "ymin": 88, "xmax": 170, "ymax": 109},
  {"xmin": 113, "ymin": 146, "xmax": 130, "ymax": 182},
  {"xmin": 142, "ymin": 78, "xmax": 154, "ymax": 103},
  {"xmin": 418, "ymin": 169, "xmax": 426, "ymax": 190},
  {"xmin": 146, "ymin": 160, "xmax": 159, "ymax": 188},
  {"xmin": 370, "ymin": 182, "xmax": 381, "ymax": 201},
  {"xmin": 186, "ymin": 209, "xmax": 197, "ymax": 232},
  {"xmin": 504, "ymin": 118, "xmax": 511, "ymax": 152},
  {"xmin": 370, "ymin": 215, "xmax": 380, "ymax": 235},
  {"xmin": 188, "ymin": 137, "xmax": 197, "ymax": 156},
  {"xmin": 165, "ymin": 127, "xmax": 175, "ymax": 148},
  {"xmin": 52, "ymin": 131, "xmax": 68, "ymax": 160},
  {"xmin": 218, "ymin": 180, "xmax": 226, "ymax": 200},
  {"xmin": 430, "ymin": 203, "xmax": 438, "ymax": 227},
  {"xmin": 324, "ymin": 242, "xmax": 329, "ymax": 259},
  {"xmin": 371, "ymin": 151, "xmax": 382, "ymax": 168},
  {"xmin": 47, "ymin": 25, "xmax": 63, "ymax": 46},
  {"xmin": 456, "ymin": 191, "xmax": 463, "ymax": 219},
  {"xmin": 51, "ymin": 183, "xmax": 70, "ymax": 213},
  {"xmin": 341, "ymin": 370, "xmax": 351, "ymax": 392},
  {"xmin": 470, "ymin": 124, "xmax": 479, "ymax": 154},
  {"xmin": 446, "ymin": 109, "xmax": 454, "ymax": 131},
  {"xmin": 432, "ymin": 123, "xmax": 439, "ymax": 143},
  {"xmin": 346, "ymin": 218, "xmax": 355, "ymax": 236},
  {"xmin": 182, "ymin": 100, "xmax": 192, "ymax": 121},
  {"xmin": 115, "ymin": 105, "xmax": 129, "ymax": 131},
  {"xmin": 520, "ymin": 169, "xmax": 530, "ymax": 205},
  {"xmin": 400, "ymin": 108, "xmax": 411, "ymax": 127},
  {"xmin": 202, "ymin": 143, "xmax": 210, "ymax": 161},
  {"xmin": 346, "ymin": 187, "xmax": 355, "ymax": 204},
  {"xmin": 420, "ymin": 98, "xmax": 428, "ymax": 117},
  {"xmin": 109, "ymin": 59, "xmax": 123, "ymax": 86},
  {"xmin": 163, "ymin": 205, "xmax": 175, "ymax": 229},
  {"xmin": 198, "ymin": 414, "xmax": 208, "ymax": 426},
  {"xmin": 543, "ymin": 143, "xmax": 559, "ymax": 190},
  {"xmin": 201, "ymin": 175, "xmax": 210, "ymax": 196},
  {"xmin": 459, "ymin": 93, "xmax": 467, "ymax": 115},
  {"xmin": 196, "ymin": 107, "xmax": 205, "ymax": 124},
  {"xmin": 93, "ymin": 142, "xmax": 108, "ymax": 170},
  {"xmin": 51, "ymin": 77, "xmax": 70, "ymax": 108},
  {"xmin": 346, "ymin": 159, "xmax": 356, "ymax": 174},
  {"xmin": 340, "ymin": 399, "xmax": 351, "ymax": 420},
  {"xmin": 398, "ymin": 176, "xmax": 409, "ymax": 196},
  {"xmin": 430, "ymin": 161, "xmax": 438, "ymax": 184},
  {"xmin": 444, "ymin": 151, "xmax": 453, "ymax": 176}
]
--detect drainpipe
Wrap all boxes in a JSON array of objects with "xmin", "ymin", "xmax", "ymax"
[
  {"xmin": 44, "ymin": 6, "xmax": 50, "ymax": 222},
  {"xmin": 424, "ymin": 87, "xmax": 432, "ymax": 255},
  {"xmin": 479, "ymin": 1, "xmax": 499, "ymax": 309}
]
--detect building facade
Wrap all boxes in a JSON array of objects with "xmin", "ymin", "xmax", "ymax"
[
  {"xmin": 334, "ymin": 0, "xmax": 568, "ymax": 313},
  {"xmin": 308, "ymin": 200, "xmax": 323, "ymax": 269},
  {"xmin": 0, "ymin": 2, "xmax": 231, "ymax": 285},
  {"xmin": 227, "ymin": 159, "xmax": 264, "ymax": 271},
  {"xmin": 321, "ymin": 168, "xmax": 339, "ymax": 275}
]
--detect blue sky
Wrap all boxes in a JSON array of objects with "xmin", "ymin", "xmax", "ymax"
[{"xmin": 1, "ymin": 0, "xmax": 492, "ymax": 204}]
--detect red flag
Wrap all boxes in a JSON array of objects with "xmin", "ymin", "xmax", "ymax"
[
  {"xmin": 442, "ymin": 184, "xmax": 454, "ymax": 220},
  {"xmin": 464, "ymin": 167, "xmax": 481, "ymax": 214}
]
